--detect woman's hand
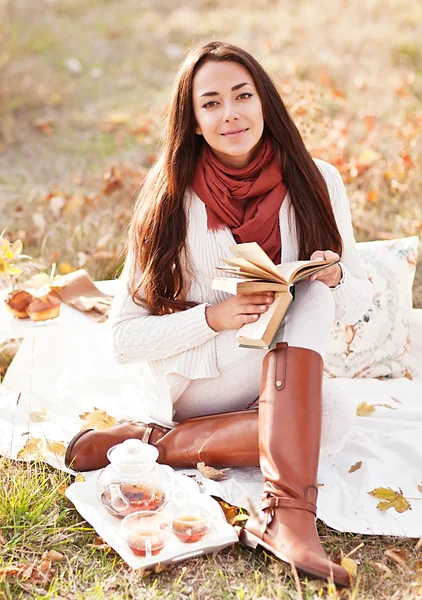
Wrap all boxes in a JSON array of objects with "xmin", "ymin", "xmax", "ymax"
[
  {"xmin": 205, "ymin": 292, "xmax": 274, "ymax": 332},
  {"xmin": 309, "ymin": 250, "xmax": 342, "ymax": 288}
]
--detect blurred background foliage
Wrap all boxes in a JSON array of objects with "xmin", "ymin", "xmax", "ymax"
[{"xmin": 0, "ymin": 0, "xmax": 421, "ymax": 302}]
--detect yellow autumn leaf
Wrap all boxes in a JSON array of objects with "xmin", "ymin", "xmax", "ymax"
[
  {"xmin": 356, "ymin": 402, "xmax": 376, "ymax": 417},
  {"xmin": 79, "ymin": 407, "xmax": 118, "ymax": 431},
  {"xmin": 58, "ymin": 262, "xmax": 75, "ymax": 275},
  {"xmin": 215, "ymin": 499, "xmax": 239, "ymax": 524},
  {"xmin": 349, "ymin": 461, "xmax": 362, "ymax": 473},
  {"xmin": 75, "ymin": 472, "xmax": 85, "ymax": 482},
  {"xmin": 44, "ymin": 440, "xmax": 67, "ymax": 457},
  {"xmin": 340, "ymin": 555, "xmax": 357, "ymax": 580},
  {"xmin": 230, "ymin": 513, "xmax": 250, "ymax": 528},
  {"xmin": 57, "ymin": 483, "xmax": 68, "ymax": 496},
  {"xmin": 17, "ymin": 437, "xmax": 67, "ymax": 459},
  {"xmin": 29, "ymin": 405, "xmax": 48, "ymax": 423},
  {"xmin": 196, "ymin": 461, "xmax": 227, "ymax": 481},
  {"xmin": 368, "ymin": 487, "xmax": 412, "ymax": 513},
  {"xmin": 17, "ymin": 437, "xmax": 42, "ymax": 458}
]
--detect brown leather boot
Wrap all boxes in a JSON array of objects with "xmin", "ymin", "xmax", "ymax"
[
  {"xmin": 65, "ymin": 408, "xmax": 259, "ymax": 471},
  {"xmin": 240, "ymin": 343, "xmax": 350, "ymax": 588}
]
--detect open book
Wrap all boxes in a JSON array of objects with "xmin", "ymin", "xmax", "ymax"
[{"xmin": 211, "ymin": 242, "xmax": 336, "ymax": 349}]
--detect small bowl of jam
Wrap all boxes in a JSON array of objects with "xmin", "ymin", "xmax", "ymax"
[{"xmin": 121, "ymin": 511, "xmax": 172, "ymax": 557}]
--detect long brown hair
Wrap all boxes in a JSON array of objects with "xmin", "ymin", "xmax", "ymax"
[{"xmin": 128, "ymin": 41, "xmax": 343, "ymax": 315}]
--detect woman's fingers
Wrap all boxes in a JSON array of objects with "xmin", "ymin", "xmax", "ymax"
[
  {"xmin": 310, "ymin": 250, "xmax": 340, "ymax": 262},
  {"xmin": 242, "ymin": 303, "xmax": 269, "ymax": 314},
  {"xmin": 238, "ymin": 313, "xmax": 261, "ymax": 325}
]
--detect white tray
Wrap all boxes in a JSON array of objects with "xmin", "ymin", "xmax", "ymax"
[{"xmin": 65, "ymin": 466, "xmax": 238, "ymax": 570}]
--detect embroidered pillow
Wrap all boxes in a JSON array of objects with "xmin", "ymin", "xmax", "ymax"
[{"xmin": 325, "ymin": 236, "xmax": 419, "ymax": 379}]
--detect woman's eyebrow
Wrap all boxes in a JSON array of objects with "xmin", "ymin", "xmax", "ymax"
[{"xmin": 199, "ymin": 82, "xmax": 252, "ymax": 98}]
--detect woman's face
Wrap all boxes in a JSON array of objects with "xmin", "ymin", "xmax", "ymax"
[{"xmin": 192, "ymin": 60, "xmax": 265, "ymax": 168}]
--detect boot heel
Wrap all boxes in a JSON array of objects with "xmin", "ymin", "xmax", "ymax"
[{"xmin": 239, "ymin": 528, "xmax": 259, "ymax": 549}]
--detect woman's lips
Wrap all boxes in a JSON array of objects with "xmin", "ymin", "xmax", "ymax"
[{"xmin": 221, "ymin": 128, "xmax": 248, "ymax": 138}]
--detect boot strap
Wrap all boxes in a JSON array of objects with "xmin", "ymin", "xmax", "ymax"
[
  {"xmin": 274, "ymin": 342, "xmax": 288, "ymax": 390},
  {"xmin": 262, "ymin": 496, "xmax": 317, "ymax": 515},
  {"xmin": 140, "ymin": 423, "xmax": 170, "ymax": 444}
]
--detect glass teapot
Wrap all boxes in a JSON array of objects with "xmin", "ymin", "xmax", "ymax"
[{"xmin": 97, "ymin": 439, "xmax": 172, "ymax": 517}]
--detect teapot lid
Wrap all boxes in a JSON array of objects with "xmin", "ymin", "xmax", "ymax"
[{"xmin": 107, "ymin": 439, "xmax": 159, "ymax": 472}]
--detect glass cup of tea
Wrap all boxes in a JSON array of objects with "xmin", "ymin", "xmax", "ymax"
[
  {"xmin": 121, "ymin": 511, "xmax": 172, "ymax": 557},
  {"xmin": 172, "ymin": 505, "xmax": 212, "ymax": 544}
]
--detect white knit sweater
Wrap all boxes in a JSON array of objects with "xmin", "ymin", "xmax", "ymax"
[{"xmin": 110, "ymin": 159, "xmax": 372, "ymax": 426}]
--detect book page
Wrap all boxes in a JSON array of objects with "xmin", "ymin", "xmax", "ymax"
[
  {"xmin": 220, "ymin": 258, "xmax": 284, "ymax": 283},
  {"xmin": 229, "ymin": 242, "xmax": 281, "ymax": 279},
  {"xmin": 212, "ymin": 277, "xmax": 288, "ymax": 294},
  {"xmin": 276, "ymin": 260, "xmax": 334, "ymax": 284}
]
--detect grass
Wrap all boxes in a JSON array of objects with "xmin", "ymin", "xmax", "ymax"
[
  {"xmin": 1, "ymin": 458, "xmax": 422, "ymax": 599},
  {"xmin": 1, "ymin": 0, "xmax": 422, "ymax": 597}
]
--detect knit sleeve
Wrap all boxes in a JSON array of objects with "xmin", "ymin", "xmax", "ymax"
[
  {"xmin": 318, "ymin": 161, "xmax": 373, "ymax": 323},
  {"xmin": 109, "ymin": 264, "xmax": 219, "ymax": 364}
]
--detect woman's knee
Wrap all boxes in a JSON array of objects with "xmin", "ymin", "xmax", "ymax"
[{"xmin": 295, "ymin": 279, "xmax": 335, "ymax": 317}]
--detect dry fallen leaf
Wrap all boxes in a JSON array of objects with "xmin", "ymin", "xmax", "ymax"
[
  {"xmin": 17, "ymin": 437, "xmax": 42, "ymax": 458},
  {"xmin": 215, "ymin": 499, "xmax": 239, "ymax": 525},
  {"xmin": 75, "ymin": 472, "xmax": 85, "ymax": 483},
  {"xmin": 17, "ymin": 437, "xmax": 66, "ymax": 459},
  {"xmin": 371, "ymin": 561, "xmax": 393, "ymax": 578},
  {"xmin": 349, "ymin": 461, "xmax": 362, "ymax": 473},
  {"xmin": 79, "ymin": 407, "xmax": 118, "ymax": 431},
  {"xmin": 87, "ymin": 535, "xmax": 111, "ymax": 550},
  {"xmin": 153, "ymin": 562, "xmax": 172, "ymax": 574},
  {"xmin": 42, "ymin": 550, "xmax": 66, "ymax": 563},
  {"xmin": 45, "ymin": 440, "xmax": 67, "ymax": 457},
  {"xmin": 0, "ymin": 558, "xmax": 54, "ymax": 584},
  {"xmin": 230, "ymin": 513, "xmax": 250, "ymax": 528},
  {"xmin": 196, "ymin": 461, "xmax": 227, "ymax": 481},
  {"xmin": 368, "ymin": 487, "xmax": 412, "ymax": 513},
  {"xmin": 57, "ymin": 483, "xmax": 68, "ymax": 496},
  {"xmin": 340, "ymin": 555, "xmax": 357, "ymax": 580},
  {"xmin": 33, "ymin": 117, "xmax": 55, "ymax": 135},
  {"xmin": 356, "ymin": 402, "xmax": 376, "ymax": 417},
  {"xmin": 64, "ymin": 191, "xmax": 85, "ymax": 216},
  {"xmin": 29, "ymin": 405, "xmax": 48, "ymax": 423},
  {"xmin": 384, "ymin": 547, "xmax": 409, "ymax": 567},
  {"xmin": 0, "ymin": 531, "xmax": 5, "ymax": 545}
]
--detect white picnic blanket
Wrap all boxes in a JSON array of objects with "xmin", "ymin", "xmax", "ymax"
[{"xmin": 0, "ymin": 282, "xmax": 421, "ymax": 537}]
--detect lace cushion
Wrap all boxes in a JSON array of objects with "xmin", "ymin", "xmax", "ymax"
[{"xmin": 325, "ymin": 237, "xmax": 419, "ymax": 379}]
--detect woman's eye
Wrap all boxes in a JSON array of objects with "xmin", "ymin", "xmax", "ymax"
[
  {"xmin": 238, "ymin": 93, "xmax": 252, "ymax": 100},
  {"xmin": 203, "ymin": 101, "xmax": 218, "ymax": 109}
]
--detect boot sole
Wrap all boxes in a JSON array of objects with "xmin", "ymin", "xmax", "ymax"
[{"xmin": 239, "ymin": 528, "xmax": 350, "ymax": 588}]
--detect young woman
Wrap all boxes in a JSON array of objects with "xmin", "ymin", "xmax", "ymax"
[{"xmin": 65, "ymin": 41, "xmax": 372, "ymax": 586}]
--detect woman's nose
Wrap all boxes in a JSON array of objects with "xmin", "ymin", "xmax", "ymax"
[{"xmin": 223, "ymin": 103, "xmax": 240, "ymax": 122}]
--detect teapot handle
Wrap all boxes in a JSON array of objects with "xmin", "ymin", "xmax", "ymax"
[{"xmin": 109, "ymin": 483, "xmax": 130, "ymax": 513}]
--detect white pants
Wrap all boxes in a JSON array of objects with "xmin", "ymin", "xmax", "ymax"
[{"xmin": 173, "ymin": 280, "xmax": 355, "ymax": 456}]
